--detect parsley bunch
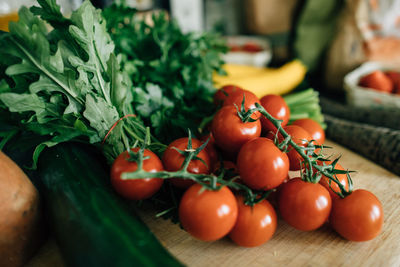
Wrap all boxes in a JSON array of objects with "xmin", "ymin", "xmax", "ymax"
[{"xmin": 103, "ymin": 4, "xmax": 227, "ymax": 143}]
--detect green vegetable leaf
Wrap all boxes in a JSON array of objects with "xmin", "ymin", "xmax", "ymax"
[
  {"xmin": 103, "ymin": 3, "xmax": 227, "ymax": 143},
  {"xmin": 134, "ymin": 84, "xmax": 174, "ymax": 118},
  {"xmin": 0, "ymin": 0, "xmax": 146, "ymax": 163},
  {"xmin": 30, "ymin": 0, "xmax": 70, "ymax": 29},
  {"xmin": 83, "ymin": 94, "xmax": 119, "ymax": 140},
  {"xmin": 0, "ymin": 93, "xmax": 45, "ymax": 114}
]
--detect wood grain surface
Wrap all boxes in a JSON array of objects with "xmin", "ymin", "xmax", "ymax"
[{"xmin": 27, "ymin": 140, "xmax": 400, "ymax": 267}]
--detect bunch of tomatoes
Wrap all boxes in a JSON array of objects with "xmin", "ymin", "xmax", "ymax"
[{"xmin": 110, "ymin": 85, "xmax": 384, "ymax": 247}]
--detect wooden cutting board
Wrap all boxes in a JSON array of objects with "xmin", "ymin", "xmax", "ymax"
[{"xmin": 27, "ymin": 140, "xmax": 400, "ymax": 267}]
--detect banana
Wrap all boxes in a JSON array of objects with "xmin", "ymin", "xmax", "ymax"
[{"xmin": 213, "ymin": 60, "xmax": 307, "ymax": 98}]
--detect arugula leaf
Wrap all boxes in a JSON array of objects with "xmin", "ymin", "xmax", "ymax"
[
  {"xmin": 0, "ymin": 93, "xmax": 45, "ymax": 115},
  {"xmin": 83, "ymin": 94, "xmax": 119, "ymax": 140},
  {"xmin": 0, "ymin": 0, "xmax": 153, "ymax": 165}
]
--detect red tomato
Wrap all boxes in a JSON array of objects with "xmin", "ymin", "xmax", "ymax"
[
  {"xmin": 223, "ymin": 89, "xmax": 261, "ymax": 118},
  {"xmin": 291, "ymin": 118, "xmax": 325, "ymax": 145},
  {"xmin": 179, "ymin": 184, "xmax": 238, "ymax": 241},
  {"xmin": 162, "ymin": 137, "xmax": 210, "ymax": 189},
  {"xmin": 385, "ymin": 71, "xmax": 400, "ymax": 94},
  {"xmin": 267, "ymin": 176, "xmax": 290, "ymax": 208},
  {"xmin": 237, "ymin": 137, "xmax": 289, "ymax": 190},
  {"xmin": 282, "ymin": 125, "xmax": 312, "ymax": 171},
  {"xmin": 199, "ymin": 133, "xmax": 219, "ymax": 170},
  {"xmin": 111, "ymin": 148, "xmax": 163, "ymax": 200},
  {"xmin": 278, "ymin": 178, "xmax": 332, "ymax": 231},
  {"xmin": 229, "ymin": 196, "xmax": 277, "ymax": 247},
  {"xmin": 359, "ymin": 70, "xmax": 393, "ymax": 93},
  {"xmin": 213, "ymin": 160, "xmax": 238, "ymax": 174},
  {"xmin": 318, "ymin": 161, "xmax": 349, "ymax": 201},
  {"xmin": 330, "ymin": 189, "xmax": 383, "ymax": 241},
  {"xmin": 211, "ymin": 105, "xmax": 261, "ymax": 154},
  {"xmin": 259, "ymin": 94, "xmax": 290, "ymax": 133},
  {"xmin": 242, "ymin": 42, "xmax": 263, "ymax": 53},
  {"xmin": 213, "ymin": 85, "xmax": 244, "ymax": 106}
]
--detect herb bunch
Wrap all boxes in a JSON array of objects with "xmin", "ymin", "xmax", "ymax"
[{"xmin": 102, "ymin": 3, "xmax": 228, "ymax": 143}]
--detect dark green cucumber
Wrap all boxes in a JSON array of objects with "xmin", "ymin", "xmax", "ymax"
[
  {"xmin": 37, "ymin": 143, "xmax": 183, "ymax": 267},
  {"xmin": 320, "ymin": 96, "xmax": 400, "ymax": 130},
  {"xmin": 324, "ymin": 114, "xmax": 400, "ymax": 176}
]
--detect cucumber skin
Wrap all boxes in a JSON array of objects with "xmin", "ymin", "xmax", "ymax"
[
  {"xmin": 324, "ymin": 114, "xmax": 400, "ymax": 176},
  {"xmin": 37, "ymin": 143, "xmax": 184, "ymax": 267}
]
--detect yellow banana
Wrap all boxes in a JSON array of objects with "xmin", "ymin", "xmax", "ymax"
[{"xmin": 213, "ymin": 60, "xmax": 307, "ymax": 98}]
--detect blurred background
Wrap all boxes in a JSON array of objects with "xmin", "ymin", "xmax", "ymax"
[{"xmin": 2, "ymin": 0, "xmax": 400, "ymax": 103}]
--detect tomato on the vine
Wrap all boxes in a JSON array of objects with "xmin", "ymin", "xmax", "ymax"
[
  {"xmin": 330, "ymin": 189, "xmax": 383, "ymax": 241},
  {"xmin": 318, "ymin": 161, "xmax": 349, "ymax": 201},
  {"xmin": 282, "ymin": 125, "xmax": 312, "ymax": 171},
  {"xmin": 179, "ymin": 184, "xmax": 238, "ymax": 241},
  {"xmin": 229, "ymin": 196, "xmax": 277, "ymax": 247},
  {"xmin": 214, "ymin": 85, "xmax": 243, "ymax": 106},
  {"xmin": 237, "ymin": 137, "xmax": 289, "ymax": 190},
  {"xmin": 292, "ymin": 118, "xmax": 325, "ymax": 145},
  {"xmin": 259, "ymin": 94, "xmax": 290, "ymax": 133},
  {"xmin": 199, "ymin": 133, "xmax": 219, "ymax": 170},
  {"xmin": 211, "ymin": 105, "xmax": 261, "ymax": 154},
  {"xmin": 162, "ymin": 137, "xmax": 210, "ymax": 189},
  {"xmin": 278, "ymin": 178, "xmax": 332, "ymax": 231},
  {"xmin": 111, "ymin": 148, "xmax": 163, "ymax": 200},
  {"xmin": 223, "ymin": 89, "xmax": 260, "ymax": 118},
  {"xmin": 213, "ymin": 160, "xmax": 238, "ymax": 175}
]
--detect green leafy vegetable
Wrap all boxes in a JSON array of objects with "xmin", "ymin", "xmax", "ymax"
[
  {"xmin": 0, "ymin": 0, "xmax": 227, "ymax": 165},
  {"xmin": 102, "ymin": 3, "xmax": 227, "ymax": 142},
  {"xmin": 0, "ymin": 0, "xmax": 161, "ymax": 166}
]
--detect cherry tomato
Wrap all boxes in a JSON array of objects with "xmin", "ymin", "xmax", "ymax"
[
  {"xmin": 179, "ymin": 184, "xmax": 238, "ymax": 241},
  {"xmin": 292, "ymin": 118, "xmax": 325, "ymax": 145},
  {"xmin": 278, "ymin": 178, "xmax": 332, "ymax": 231},
  {"xmin": 199, "ymin": 133, "xmax": 219, "ymax": 170},
  {"xmin": 237, "ymin": 137, "xmax": 289, "ymax": 190},
  {"xmin": 162, "ymin": 137, "xmax": 210, "ymax": 189},
  {"xmin": 223, "ymin": 89, "xmax": 261, "ymax": 118},
  {"xmin": 282, "ymin": 125, "xmax": 312, "ymax": 171},
  {"xmin": 259, "ymin": 94, "xmax": 290, "ymax": 133},
  {"xmin": 318, "ymin": 161, "xmax": 349, "ymax": 201},
  {"xmin": 211, "ymin": 105, "xmax": 261, "ymax": 154},
  {"xmin": 214, "ymin": 85, "xmax": 244, "ymax": 106},
  {"xmin": 330, "ymin": 189, "xmax": 383, "ymax": 241},
  {"xmin": 229, "ymin": 196, "xmax": 277, "ymax": 247},
  {"xmin": 386, "ymin": 71, "xmax": 400, "ymax": 94},
  {"xmin": 111, "ymin": 148, "xmax": 163, "ymax": 200},
  {"xmin": 242, "ymin": 42, "xmax": 263, "ymax": 53},
  {"xmin": 213, "ymin": 160, "xmax": 238, "ymax": 175},
  {"xmin": 359, "ymin": 70, "xmax": 393, "ymax": 93}
]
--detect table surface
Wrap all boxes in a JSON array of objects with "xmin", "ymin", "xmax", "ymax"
[{"xmin": 27, "ymin": 140, "xmax": 400, "ymax": 267}]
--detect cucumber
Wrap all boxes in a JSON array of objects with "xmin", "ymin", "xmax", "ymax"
[
  {"xmin": 324, "ymin": 114, "xmax": 400, "ymax": 176},
  {"xmin": 36, "ymin": 143, "xmax": 183, "ymax": 267},
  {"xmin": 320, "ymin": 96, "xmax": 400, "ymax": 130}
]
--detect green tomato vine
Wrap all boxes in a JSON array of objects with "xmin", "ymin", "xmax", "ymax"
[{"xmin": 121, "ymin": 98, "xmax": 354, "ymax": 205}]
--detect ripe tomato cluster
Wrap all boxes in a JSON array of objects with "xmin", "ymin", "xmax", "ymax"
[{"xmin": 110, "ymin": 84, "xmax": 384, "ymax": 247}]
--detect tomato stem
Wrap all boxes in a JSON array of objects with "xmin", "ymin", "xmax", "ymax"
[{"xmin": 254, "ymin": 103, "xmax": 353, "ymax": 197}]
